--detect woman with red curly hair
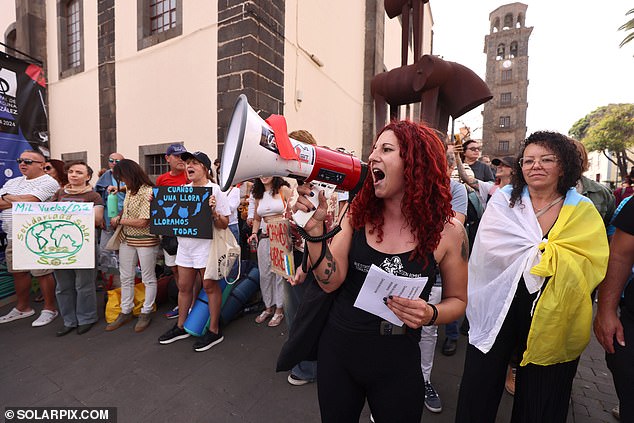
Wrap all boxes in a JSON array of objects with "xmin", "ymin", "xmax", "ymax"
[{"xmin": 295, "ymin": 120, "xmax": 468, "ymax": 423}]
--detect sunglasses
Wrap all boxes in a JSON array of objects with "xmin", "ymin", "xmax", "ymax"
[
  {"xmin": 44, "ymin": 166, "xmax": 53, "ymax": 171},
  {"xmin": 108, "ymin": 158, "xmax": 121, "ymax": 163},
  {"xmin": 467, "ymin": 147, "xmax": 482, "ymax": 152},
  {"xmin": 16, "ymin": 158, "xmax": 43, "ymax": 165}
]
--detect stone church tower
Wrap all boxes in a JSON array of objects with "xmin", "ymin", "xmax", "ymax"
[{"xmin": 482, "ymin": 3, "xmax": 532, "ymax": 158}]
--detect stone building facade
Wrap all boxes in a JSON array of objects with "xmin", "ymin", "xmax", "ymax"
[{"xmin": 1, "ymin": 0, "xmax": 433, "ymax": 180}]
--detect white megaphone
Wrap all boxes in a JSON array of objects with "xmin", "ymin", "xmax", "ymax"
[{"xmin": 219, "ymin": 95, "xmax": 367, "ymax": 197}]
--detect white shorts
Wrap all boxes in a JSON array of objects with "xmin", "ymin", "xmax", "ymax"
[
  {"xmin": 163, "ymin": 249, "xmax": 177, "ymax": 267},
  {"xmin": 175, "ymin": 237, "xmax": 212, "ymax": 269}
]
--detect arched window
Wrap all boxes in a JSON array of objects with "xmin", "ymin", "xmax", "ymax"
[
  {"xmin": 492, "ymin": 17, "xmax": 500, "ymax": 33},
  {"xmin": 510, "ymin": 41, "xmax": 518, "ymax": 58},
  {"xmin": 517, "ymin": 13, "xmax": 525, "ymax": 28},
  {"xmin": 496, "ymin": 43, "xmax": 505, "ymax": 60},
  {"xmin": 4, "ymin": 23, "xmax": 16, "ymax": 51},
  {"xmin": 503, "ymin": 13, "xmax": 513, "ymax": 30}
]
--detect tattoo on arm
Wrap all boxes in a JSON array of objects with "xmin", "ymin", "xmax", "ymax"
[
  {"xmin": 317, "ymin": 248, "xmax": 337, "ymax": 285},
  {"xmin": 460, "ymin": 228, "xmax": 469, "ymax": 261}
]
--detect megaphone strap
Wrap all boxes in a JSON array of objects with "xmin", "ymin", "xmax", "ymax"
[{"xmin": 265, "ymin": 114, "xmax": 300, "ymax": 162}]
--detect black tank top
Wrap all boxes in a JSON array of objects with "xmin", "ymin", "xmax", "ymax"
[{"xmin": 329, "ymin": 228, "xmax": 437, "ymax": 336}]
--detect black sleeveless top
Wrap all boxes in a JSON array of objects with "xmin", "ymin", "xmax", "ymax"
[{"xmin": 328, "ymin": 228, "xmax": 437, "ymax": 337}]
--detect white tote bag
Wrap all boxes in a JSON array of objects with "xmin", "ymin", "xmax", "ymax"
[{"xmin": 204, "ymin": 227, "xmax": 241, "ymax": 283}]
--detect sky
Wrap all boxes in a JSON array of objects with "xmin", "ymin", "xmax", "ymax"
[{"xmin": 429, "ymin": 0, "xmax": 634, "ymax": 139}]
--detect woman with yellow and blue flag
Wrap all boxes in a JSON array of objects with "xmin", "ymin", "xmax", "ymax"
[{"xmin": 456, "ymin": 131, "xmax": 609, "ymax": 423}]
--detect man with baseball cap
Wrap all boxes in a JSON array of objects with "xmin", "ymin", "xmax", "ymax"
[
  {"xmin": 156, "ymin": 144, "xmax": 188, "ymax": 187},
  {"xmin": 156, "ymin": 143, "xmax": 188, "ymax": 319}
]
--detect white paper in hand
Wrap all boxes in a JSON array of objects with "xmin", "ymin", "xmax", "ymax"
[{"xmin": 353, "ymin": 264, "xmax": 428, "ymax": 326}]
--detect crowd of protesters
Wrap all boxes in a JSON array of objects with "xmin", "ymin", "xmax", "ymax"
[{"xmin": 0, "ymin": 121, "xmax": 631, "ymax": 423}]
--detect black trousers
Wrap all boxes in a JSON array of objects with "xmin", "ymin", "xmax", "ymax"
[
  {"xmin": 606, "ymin": 305, "xmax": 634, "ymax": 423},
  {"xmin": 456, "ymin": 282, "xmax": 579, "ymax": 423},
  {"xmin": 317, "ymin": 323, "xmax": 424, "ymax": 423}
]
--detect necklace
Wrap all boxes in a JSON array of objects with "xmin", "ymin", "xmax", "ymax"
[{"xmin": 533, "ymin": 196, "xmax": 563, "ymax": 218}]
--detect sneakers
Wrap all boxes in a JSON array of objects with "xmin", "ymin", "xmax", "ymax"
[
  {"xmin": 164, "ymin": 306, "xmax": 179, "ymax": 319},
  {"xmin": 158, "ymin": 324, "xmax": 190, "ymax": 344},
  {"xmin": 105, "ymin": 312, "xmax": 133, "ymax": 331},
  {"xmin": 134, "ymin": 313, "xmax": 152, "ymax": 333},
  {"xmin": 424, "ymin": 381, "xmax": 442, "ymax": 413},
  {"xmin": 441, "ymin": 337, "xmax": 457, "ymax": 356},
  {"xmin": 287, "ymin": 373, "xmax": 314, "ymax": 386},
  {"xmin": 0, "ymin": 307, "xmax": 35, "ymax": 324},
  {"xmin": 505, "ymin": 366, "xmax": 516, "ymax": 396},
  {"xmin": 32, "ymin": 310, "xmax": 59, "ymax": 327},
  {"xmin": 193, "ymin": 330, "xmax": 224, "ymax": 352}
]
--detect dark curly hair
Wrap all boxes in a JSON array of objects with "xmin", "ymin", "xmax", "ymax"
[
  {"xmin": 509, "ymin": 131, "xmax": 582, "ymax": 207},
  {"xmin": 252, "ymin": 177, "xmax": 290, "ymax": 200},
  {"xmin": 350, "ymin": 120, "xmax": 454, "ymax": 263}
]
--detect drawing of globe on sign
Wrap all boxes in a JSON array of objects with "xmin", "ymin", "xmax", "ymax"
[{"xmin": 24, "ymin": 220, "xmax": 84, "ymax": 263}]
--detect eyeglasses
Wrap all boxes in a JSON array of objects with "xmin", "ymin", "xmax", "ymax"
[
  {"xmin": 43, "ymin": 166, "xmax": 53, "ymax": 171},
  {"xmin": 16, "ymin": 158, "xmax": 43, "ymax": 165},
  {"xmin": 108, "ymin": 158, "xmax": 121, "ymax": 163},
  {"xmin": 519, "ymin": 155, "xmax": 559, "ymax": 168},
  {"xmin": 467, "ymin": 147, "xmax": 482, "ymax": 152}
]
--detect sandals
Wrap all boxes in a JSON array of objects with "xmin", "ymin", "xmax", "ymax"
[
  {"xmin": 255, "ymin": 310, "xmax": 274, "ymax": 324},
  {"xmin": 268, "ymin": 313, "xmax": 284, "ymax": 327}
]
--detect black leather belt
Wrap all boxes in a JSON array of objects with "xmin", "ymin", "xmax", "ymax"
[{"xmin": 379, "ymin": 321, "xmax": 406, "ymax": 335}]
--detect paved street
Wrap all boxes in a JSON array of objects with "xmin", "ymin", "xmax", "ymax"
[{"xmin": 0, "ymin": 295, "xmax": 619, "ymax": 423}]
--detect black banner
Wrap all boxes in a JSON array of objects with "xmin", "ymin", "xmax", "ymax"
[
  {"xmin": 0, "ymin": 52, "xmax": 49, "ymax": 188},
  {"xmin": 150, "ymin": 186, "xmax": 213, "ymax": 239}
]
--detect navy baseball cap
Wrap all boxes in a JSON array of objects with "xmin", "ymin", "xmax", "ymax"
[
  {"xmin": 166, "ymin": 144, "xmax": 187, "ymax": 155},
  {"xmin": 181, "ymin": 151, "xmax": 212, "ymax": 170}
]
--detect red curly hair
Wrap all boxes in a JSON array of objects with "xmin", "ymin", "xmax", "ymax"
[{"xmin": 350, "ymin": 120, "xmax": 453, "ymax": 263}]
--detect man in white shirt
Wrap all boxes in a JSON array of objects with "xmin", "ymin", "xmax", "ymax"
[{"xmin": 0, "ymin": 150, "xmax": 61, "ymax": 326}]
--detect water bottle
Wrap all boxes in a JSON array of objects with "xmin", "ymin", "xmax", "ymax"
[{"xmin": 107, "ymin": 193, "xmax": 119, "ymax": 218}]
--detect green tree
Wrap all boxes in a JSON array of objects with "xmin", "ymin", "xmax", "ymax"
[
  {"xmin": 619, "ymin": 8, "xmax": 634, "ymax": 48},
  {"xmin": 569, "ymin": 104, "xmax": 634, "ymax": 179}
]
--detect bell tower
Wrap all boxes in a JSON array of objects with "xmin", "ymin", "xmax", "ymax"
[{"xmin": 482, "ymin": 3, "xmax": 532, "ymax": 158}]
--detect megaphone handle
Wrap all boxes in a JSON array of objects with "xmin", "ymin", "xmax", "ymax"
[{"xmin": 291, "ymin": 185, "xmax": 323, "ymax": 228}]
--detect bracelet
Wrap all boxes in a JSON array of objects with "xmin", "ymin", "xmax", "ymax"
[{"xmin": 424, "ymin": 303, "xmax": 438, "ymax": 326}]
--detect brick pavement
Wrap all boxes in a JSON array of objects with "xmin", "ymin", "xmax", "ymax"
[
  {"xmin": 0, "ymin": 297, "xmax": 620, "ymax": 422},
  {"xmin": 570, "ymin": 322, "xmax": 619, "ymax": 423}
]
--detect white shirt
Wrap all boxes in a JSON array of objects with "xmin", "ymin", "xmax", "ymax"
[
  {"xmin": 0, "ymin": 174, "xmax": 60, "ymax": 239},
  {"xmin": 222, "ymin": 186, "xmax": 241, "ymax": 226}
]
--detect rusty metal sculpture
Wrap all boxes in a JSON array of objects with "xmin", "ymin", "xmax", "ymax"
[{"xmin": 373, "ymin": 0, "xmax": 492, "ymax": 132}]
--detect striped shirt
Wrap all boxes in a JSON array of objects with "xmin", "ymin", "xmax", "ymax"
[{"xmin": 0, "ymin": 174, "xmax": 60, "ymax": 239}]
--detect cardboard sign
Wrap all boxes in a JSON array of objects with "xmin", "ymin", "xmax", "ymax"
[
  {"xmin": 12, "ymin": 202, "xmax": 95, "ymax": 269},
  {"xmin": 150, "ymin": 186, "xmax": 213, "ymax": 239},
  {"xmin": 267, "ymin": 217, "xmax": 294, "ymax": 277}
]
